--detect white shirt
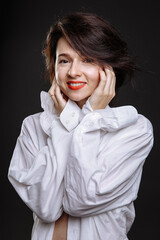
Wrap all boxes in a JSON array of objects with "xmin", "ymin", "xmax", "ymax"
[{"xmin": 8, "ymin": 91, "xmax": 153, "ymax": 240}]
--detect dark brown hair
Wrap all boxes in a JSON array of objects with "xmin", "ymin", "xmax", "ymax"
[{"xmin": 42, "ymin": 12, "xmax": 138, "ymax": 90}]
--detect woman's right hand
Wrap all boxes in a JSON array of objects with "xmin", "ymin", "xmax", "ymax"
[{"xmin": 49, "ymin": 78, "xmax": 68, "ymax": 115}]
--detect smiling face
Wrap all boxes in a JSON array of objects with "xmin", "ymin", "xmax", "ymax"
[{"xmin": 55, "ymin": 37, "xmax": 102, "ymax": 108}]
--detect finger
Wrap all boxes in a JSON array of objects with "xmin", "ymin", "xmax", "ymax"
[
  {"xmin": 49, "ymin": 79, "xmax": 56, "ymax": 95},
  {"xmin": 108, "ymin": 68, "xmax": 116, "ymax": 94},
  {"xmin": 96, "ymin": 70, "xmax": 107, "ymax": 91},
  {"xmin": 49, "ymin": 91, "xmax": 59, "ymax": 107},
  {"xmin": 55, "ymin": 84, "xmax": 66, "ymax": 106},
  {"xmin": 104, "ymin": 68, "xmax": 115, "ymax": 94},
  {"xmin": 49, "ymin": 81, "xmax": 59, "ymax": 106},
  {"xmin": 110, "ymin": 71, "xmax": 116, "ymax": 93},
  {"xmin": 103, "ymin": 68, "xmax": 112, "ymax": 93}
]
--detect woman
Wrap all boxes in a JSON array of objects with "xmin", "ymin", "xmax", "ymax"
[{"xmin": 8, "ymin": 12, "xmax": 153, "ymax": 240}]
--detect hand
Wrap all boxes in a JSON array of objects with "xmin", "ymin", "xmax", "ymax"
[
  {"xmin": 88, "ymin": 66, "xmax": 116, "ymax": 110},
  {"xmin": 49, "ymin": 78, "xmax": 68, "ymax": 115}
]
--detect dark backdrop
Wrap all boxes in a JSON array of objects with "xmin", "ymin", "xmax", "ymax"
[{"xmin": 2, "ymin": 0, "xmax": 160, "ymax": 239}]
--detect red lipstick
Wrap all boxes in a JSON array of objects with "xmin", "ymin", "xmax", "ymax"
[{"xmin": 67, "ymin": 81, "xmax": 86, "ymax": 90}]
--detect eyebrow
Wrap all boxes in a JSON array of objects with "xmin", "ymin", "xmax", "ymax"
[{"xmin": 58, "ymin": 53, "xmax": 70, "ymax": 58}]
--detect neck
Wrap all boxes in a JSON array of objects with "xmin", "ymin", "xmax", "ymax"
[{"xmin": 76, "ymin": 98, "xmax": 88, "ymax": 109}]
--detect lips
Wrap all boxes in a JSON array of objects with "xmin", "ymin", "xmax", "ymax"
[{"xmin": 67, "ymin": 81, "xmax": 86, "ymax": 90}]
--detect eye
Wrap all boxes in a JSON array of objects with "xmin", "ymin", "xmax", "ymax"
[{"xmin": 59, "ymin": 59, "xmax": 69, "ymax": 64}]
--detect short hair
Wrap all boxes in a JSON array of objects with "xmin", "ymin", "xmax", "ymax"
[{"xmin": 42, "ymin": 12, "xmax": 138, "ymax": 91}]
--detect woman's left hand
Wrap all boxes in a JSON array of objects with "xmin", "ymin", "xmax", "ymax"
[
  {"xmin": 49, "ymin": 79, "xmax": 68, "ymax": 115},
  {"xmin": 88, "ymin": 66, "xmax": 116, "ymax": 110}
]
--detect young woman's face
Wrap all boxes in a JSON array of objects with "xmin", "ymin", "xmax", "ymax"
[{"xmin": 55, "ymin": 37, "xmax": 102, "ymax": 107}]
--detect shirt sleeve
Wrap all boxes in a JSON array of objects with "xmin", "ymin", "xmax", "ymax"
[
  {"xmin": 59, "ymin": 97, "xmax": 138, "ymax": 132},
  {"xmin": 8, "ymin": 114, "xmax": 72, "ymax": 223},
  {"xmin": 7, "ymin": 92, "xmax": 89, "ymax": 223},
  {"xmin": 63, "ymin": 109, "xmax": 154, "ymax": 217}
]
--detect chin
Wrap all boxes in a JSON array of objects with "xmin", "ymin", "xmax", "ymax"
[{"xmin": 67, "ymin": 93, "xmax": 88, "ymax": 102}]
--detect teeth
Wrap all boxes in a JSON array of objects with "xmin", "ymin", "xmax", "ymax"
[{"xmin": 68, "ymin": 83, "xmax": 85, "ymax": 86}]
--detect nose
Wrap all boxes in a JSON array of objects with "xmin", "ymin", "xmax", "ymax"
[{"xmin": 68, "ymin": 61, "xmax": 82, "ymax": 78}]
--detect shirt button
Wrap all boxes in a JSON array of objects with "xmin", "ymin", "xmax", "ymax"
[{"xmin": 66, "ymin": 120, "xmax": 69, "ymax": 124}]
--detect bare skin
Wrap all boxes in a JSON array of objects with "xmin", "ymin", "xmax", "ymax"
[
  {"xmin": 49, "ymin": 37, "xmax": 116, "ymax": 239},
  {"xmin": 49, "ymin": 37, "xmax": 116, "ymax": 114},
  {"xmin": 52, "ymin": 212, "xmax": 68, "ymax": 240},
  {"xmin": 49, "ymin": 66, "xmax": 116, "ymax": 113}
]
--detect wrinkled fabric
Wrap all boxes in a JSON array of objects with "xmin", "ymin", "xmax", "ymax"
[{"xmin": 8, "ymin": 91, "xmax": 153, "ymax": 240}]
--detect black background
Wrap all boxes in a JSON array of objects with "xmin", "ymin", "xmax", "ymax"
[{"xmin": 2, "ymin": 0, "xmax": 160, "ymax": 239}]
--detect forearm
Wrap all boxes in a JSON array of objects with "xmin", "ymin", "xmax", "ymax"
[
  {"xmin": 63, "ymin": 112, "xmax": 153, "ymax": 217},
  {"xmin": 8, "ymin": 115, "xmax": 72, "ymax": 222}
]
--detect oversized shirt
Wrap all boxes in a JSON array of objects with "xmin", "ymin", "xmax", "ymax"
[{"xmin": 8, "ymin": 91, "xmax": 153, "ymax": 240}]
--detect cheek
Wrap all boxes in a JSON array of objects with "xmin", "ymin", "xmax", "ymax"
[
  {"xmin": 55, "ymin": 67, "xmax": 66, "ymax": 85},
  {"xmin": 86, "ymin": 67, "xmax": 100, "ymax": 86}
]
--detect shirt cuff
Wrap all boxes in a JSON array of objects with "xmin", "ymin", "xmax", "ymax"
[
  {"xmin": 60, "ymin": 97, "xmax": 138, "ymax": 133},
  {"xmin": 74, "ymin": 104, "xmax": 138, "ymax": 133},
  {"xmin": 95, "ymin": 105, "xmax": 138, "ymax": 131}
]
